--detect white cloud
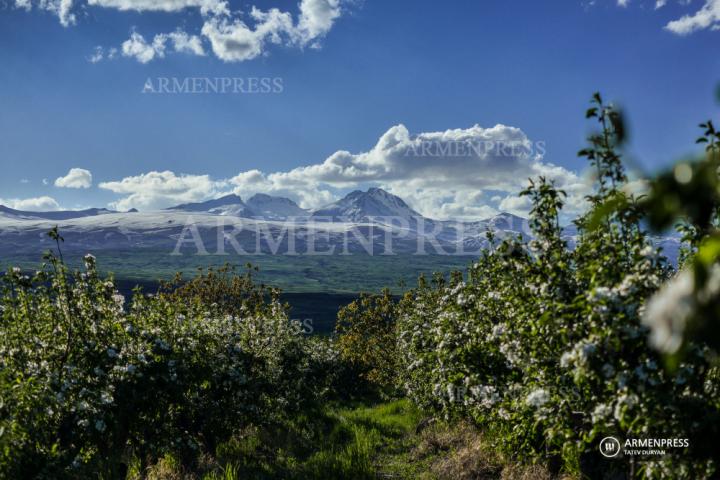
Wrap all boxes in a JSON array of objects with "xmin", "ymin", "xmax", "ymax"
[
  {"xmin": 201, "ymin": 8, "xmax": 294, "ymax": 62},
  {"xmin": 14, "ymin": 0, "xmax": 32, "ymax": 11},
  {"xmin": 239, "ymin": 124, "xmax": 587, "ymax": 219},
  {"xmin": 193, "ymin": 0, "xmax": 345, "ymax": 62},
  {"xmin": 296, "ymin": 0, "xmax": 343, "ymax": 46},
  {"xmin": 609, "ymin": 0, "xmax": 720, "ymax": 34},
  {"xmin": 15, "ymin": 0, "xmax": 347, "ymax": 63},
  {"xmin": 18, "ymin": 0, "xmax": 76, "ymax": 26},
  {"xmin": 86, "ymin": 0, "xmax": 229, "ymax": 16},
  {"xmin": 498, "ymin": 195, "xmax": 532, "ymax": 216},
  {"xmin": 100, "ymin": 124, "xmax": 590, "ymax": 220},
  {"xmin": 200, "ymin": 0, "xmax": 343, "ymax": 63},
  {"xmin": 99, "ymin": 170, "xmax": 222, "ymax": 210},
  {"xmin": 88, "ymin": 46, "xmax": 104, "ymax": 63},
  {"xmin": 228, "ymin": 169, "xmax": 336, "ymax": 209},
  {"xmin": 665, "ymin": 0, "xmax": 720, "ymax": 34},
  {"xmin": 121, "ymin": 31, "xmax": 167, "ymax": 63},
  {"xmin": 87, "ymin": 45, "xmax": 118, "ymax": 63},
  {"xmin": 120, "ymin": 30, "xmax": 206, "ymax": 63},
  {"xmin": 55, "ymin": 168, "xmax": 93, "ymax": 189},
  {"xmin": 0, "ymin": 196, "xmax": 62, "ymax": 211},
  {"xmin": 168, "ymin": 31, "xmax": 205, "ymax": 55}
]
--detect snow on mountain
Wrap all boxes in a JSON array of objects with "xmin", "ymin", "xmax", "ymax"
[
  {"xmin": 484, "ymin": 212, "xmax": 528, "ymax": 233},
  {"xmin": 166, "ymin": 193, "xmax": 308, "ymax": 220},
  {"xmin": 0, "ymin": 205, "xmax": 115, "ymax": 221},
  {"xmin": 311, "ymin": 188, "xmax": 422, "ymax": 222},
  {"xmin": 245, "ymin": 194, "xmax": 309, "ymax": 220},
  {"xmin": 0, "ymin": 190, "xmax": 680, "ymax": 263},
  {"xmin": 166, "ymin": 194, "xmax": 258, "ymax": 217},
  {"xmin": 166, "ymin": 194, "xmax": 244, "ymax": 211}
]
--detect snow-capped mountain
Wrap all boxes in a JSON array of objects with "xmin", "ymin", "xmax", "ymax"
[
  {"xmin": 0, "ymin": 205, "xmax": 115, "ymax": 221},
  {"xmin": 166, "ymin": 194, "xmax": 255, "ymax": 217},
  {"xmin": 311, "ymin": 188, "xmax": 421, "ymax": 222},
  {"xmin": 0, "ymin": 189, "xmax": 680, "ymax": 263},
  {"xmin": 246, "ymin": 194, "xmax": 309, "ymax": 220},
  {"xmin": 485, "ymin": 212, "xmax": 527, "ymax": 232}
]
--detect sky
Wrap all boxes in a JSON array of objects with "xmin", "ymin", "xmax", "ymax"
[{"xmin": 0, "ymin": 0, "xmax": 719, "ymax": 219}]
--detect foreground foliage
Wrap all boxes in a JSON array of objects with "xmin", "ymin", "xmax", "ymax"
[
  {"xmin": 390, "ymin": 94, "xmax": 720, "ymax": 478},
  {"xmin": 0, "ymin": 249, "xmax": 342, "ymax": 478}
]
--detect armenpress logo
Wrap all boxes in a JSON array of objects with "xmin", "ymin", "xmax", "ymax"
[{"xmin": 599, "ymin": 436, "xmax": 621, "ymax": 458}]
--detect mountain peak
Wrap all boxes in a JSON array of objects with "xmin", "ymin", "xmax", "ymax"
[
  {"xmin": 246, "ymin": 193, "xmax": 308, "ymax": 220},
  {"xmin": 166, "ymin": 194, "xmax": 245, "ymax": 212},
  {"xmin": 214, "ymin": 194, "xmax": 243, "ymax": 203},
  {"xmin": 485, "ymin": 212, "xmax": 527, "ymax": 232},
  {"xmin": 312, "ymin": 188, "xmax": 421, "ymax": 222}
]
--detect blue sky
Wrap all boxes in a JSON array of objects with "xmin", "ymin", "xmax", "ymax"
[{"xmin": 0, "ymin": 0, "xmax": 719, "ymax": 219}]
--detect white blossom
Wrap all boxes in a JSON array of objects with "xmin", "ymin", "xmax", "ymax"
[{"xmin": 526, "ymin": 388, "xmax": 550, "ymax": 408}]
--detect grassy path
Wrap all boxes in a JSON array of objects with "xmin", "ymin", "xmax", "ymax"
[{"xmin": 144, "ymin": 399, "xmax": 558, "ymax": 480}]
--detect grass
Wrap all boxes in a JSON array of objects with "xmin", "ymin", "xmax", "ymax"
[
  {"xmin": 207, "ymin": 399, "xmax": 427, "ymax": 480},
  {"xmin": 140, "ymin": 399, "xmax": 567, "ymax": 480},
  {"xmin": 2, "ymin": 251, "xmax": 476, "ymax": 293}
]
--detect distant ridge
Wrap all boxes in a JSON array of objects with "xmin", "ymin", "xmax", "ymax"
[
  {"xmin": 166, "ymin": 194, "xmax": 247, "ymax": 213},
  {"xmin": 0, "ymin": 189, "xmax": 681, "ymax": 264},
  {"xmin": 0, "ymin": 205, "xmax": 114, "ymax": 221}
]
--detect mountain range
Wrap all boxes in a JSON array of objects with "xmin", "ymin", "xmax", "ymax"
[{"xmin": 0, "ymin": 188, "xmax": 680, "ymax": 261}]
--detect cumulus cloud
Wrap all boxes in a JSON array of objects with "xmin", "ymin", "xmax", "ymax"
[
  {"xmin": 168, "ymin": 30, "xmax": 205, "ymax": 55},
  {"xmin": 121, "ymin": 32, "xmax": 167, "ymax": 63},
  {"xmin": 201, "ymin": 8, "xmax": 294, "ymax": 62},
  {"xmin": 120, "ymin": 30, "xmax": 205, "ymax": 63},
  {"xmin": 498, "ymin": 195, "xmax": 532, "ymax": 216},
  {"xmin": 14, "ymin": 0, "xmax": 32, "ymax": 11},
  {"xmin": 608, "ymin": 0, "xmax": 720, "ymax": 34},
  {"xmin": 0, "ymin": 196, "xmax": 62, "ymax": 211},
  {"xmin": 88, "ymin": 45, "xmax": 118, "ymax": 63},
  {"xmin": 200, "ymin": 0, "xmax": 343, "ymax": 62},
  {"xmin": 230, "ymin": 124, "xmax": 587, "ymax": 219},
  {"xmin": 86, "ymin": 0, "xmax": 229, "ymax": 16},
  {"xmin": 15, "ymin": 0, "xmax": 347, "ymax": 63},
  {"xmin": 99, "ymin": 170, "xmax": 222, "ymax": 210},
  {"xmin": 15, "ymin": 0, "xmax": 76, "ymax": 26},
  {"xmin": 55, "ymin": 168, "xmax": 93, "ymax": 189},
  {"xmin": 297, "ymin": 0, "xmax": 343, "ymax": 44},
  {"xmin": 100, "ymin": 124, "xmax": 590, "ymax": 220},
  {"xmin": 665, "ymin": 0, "xmax": 720, "ymax": 34},
  {"xmin": 227, "ymin": 169, "xmax": 336, "ymax": 209}
]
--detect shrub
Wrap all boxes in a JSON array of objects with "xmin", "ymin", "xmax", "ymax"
[
  {"xmin": 395, "ymin": 94, "xmax": 720, "ymax": 479},
  {"xmin": 0, "ymin": 242, "xmax": 336, "ymax": 478},
  {"xmin": 335, "ymin": 289, "xmax": 400, "ymax": 394}
]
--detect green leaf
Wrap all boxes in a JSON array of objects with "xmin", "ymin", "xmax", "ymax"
[{"xmin": 695, "ymin": 235, "xmax": 720, "ymax": 267}]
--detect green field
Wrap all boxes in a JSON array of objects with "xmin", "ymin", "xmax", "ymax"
[{"xmin": 2, "ymin": 250, "xmax": 477, "ymax": 294}]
